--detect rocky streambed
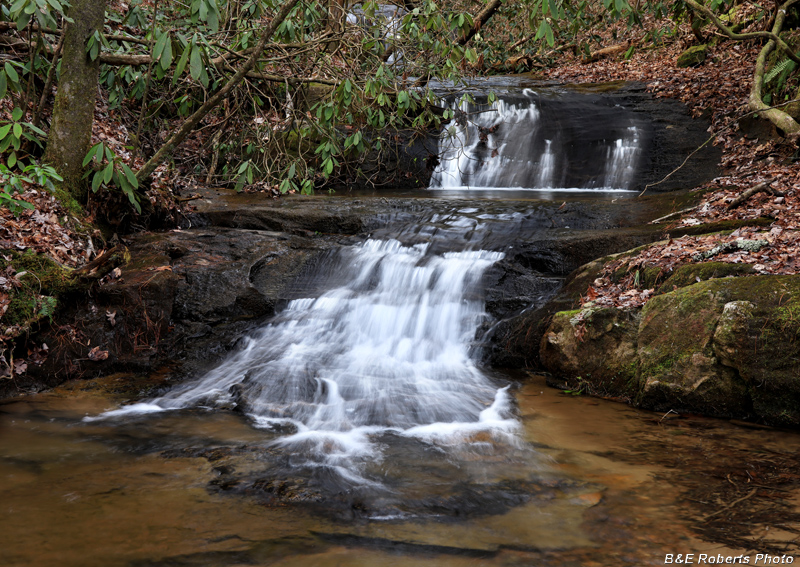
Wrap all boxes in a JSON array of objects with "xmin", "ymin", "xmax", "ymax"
[{"xmin": 6, "ymin": 185, "xmax": 798, "ymax": 429}]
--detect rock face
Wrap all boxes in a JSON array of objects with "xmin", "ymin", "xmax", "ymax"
[
  {"xmin": 540, "ymin": 275, "xmax": 800, "ymax": 426},
  {"xmin": 19, "ymin": 228, "xmax": 338, "ymax": 391},
  {"xmin": 540, "ymin": 307, "xmax": 640, "ymax": 398}
]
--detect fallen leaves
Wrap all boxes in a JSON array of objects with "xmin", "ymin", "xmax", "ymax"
[
  {"xmin": 88, "ymin": 346, "xmax": 109, "ymax": 362},
  {"xmin": 582, "ymin": 227, "xmax": 800, "ymax": 310},
  {"xmin": 0, "ymin": 189, "xmax": 92, "ymax": 268}
]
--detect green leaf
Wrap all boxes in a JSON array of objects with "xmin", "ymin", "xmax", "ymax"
[
  {"xmin": 190, "ymin": 44, "xmax": 203, "ymax": 80},
  {"xmin": 535, "ymin": 19, "xmax": 548, "ymax": 41},
  {"xmin": 23, "ymin": 122, "xmax": 45, "ymax": 136},
  {"xmin": 103, "ymin": 162, "xmax": 113, "ymax": 184},
  {"xmin": 4, "ymin": 63, "xmax": 19, "ymax": 84},
  {"xmin": 153, "ymin": 32, "xmax": 168, "ymax": 60},
  {"xmin": 0, "ymin": 124, "xmax": 11, "ymax": 140},
  {"xmin": 121, "ymin": 164, "xmax": 138, "ymax": 189},
  {"xmin": 0, "ymin": 72, "xmax": 7, "ymax": 100},
  {"xmin": 15, "ymin": 11, "xmax": 32, "ymax": 31},
  {"xmin": 288, "ymin": 162, "xmax": 296, "ymax": 179},
  {"xmin": 11, "ymin": 107, "xmax": 23, "ymax": 121},
  {"xmin": 92, "ymin": 171, "xmax": 103, "ymax": 192},
  {"xmin": 9, "ymin": 0, "xmax": 27, "ymax": 15},
  {"xmin": 12, "ymin": 122, "xmax": 22, "ymax": 139},
  {"xmin": 160, "ymin": 37, "xmax": 173, "ymax": 70},
  {"xmin": 174, "ymin": 45, "xmax": 190, "ymax": 81},
  {"xmin": 123, "ymin": 185, "xmax": 141, "ymax": 213},
  {"xmin": 8, "ymin": 151, "xmax": 17, "ymax": 169}
]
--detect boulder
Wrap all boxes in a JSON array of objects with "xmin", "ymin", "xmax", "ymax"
[
  {"xmin": 636, "ymin": 283, "xmax": 749, "ymax": 416},
  {"xmin": 540, "ymin": 306, "xmax": 640, "ymax": 398},
  {"xmin": 27, "ymin": 227, "xmax": 336, "ymax": 386},
  {"xmin": 540, "ymin": 274, "xmax": 800, "ymax": 426},
  {"xmin": 676, "ymin": 45, "xmax": 708, "ymax": 68}
]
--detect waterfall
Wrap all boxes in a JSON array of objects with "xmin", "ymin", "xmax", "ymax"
[
  {"xmin": 429, "ymin": 90, "xmax": 643, "ymax": 192},
  {"xmin": 536, "ymin": 140, "xmax": 555, "ymax": 188},
  {"xmin": 93, "ymin": 235, "xmax": 520, "ymax": 484},
  {"xmin": 603, "ymin": 126, "xmax": 640, "ymax": 189}
]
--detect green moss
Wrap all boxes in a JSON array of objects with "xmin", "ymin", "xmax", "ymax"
[
  {"xmin": 657, "ymin": 262, "xmax": 755, "ymax": 294},
  {"xmin": 676, "ymin": 45, "xmax": 708, "ymax": 68},
  {"xmin": 0, "ymin": 250, "xmax": 73, "ymax": 329},
  {"xmin": 53, "ymin": 187, "xmax": 85, "ymax": 220},
  {"xmin": 559, "ymin": 309, "xmax": 582, "ymax": 318}
]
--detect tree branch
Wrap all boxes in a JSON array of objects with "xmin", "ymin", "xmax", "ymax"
[
  {"xmin": 682, "ymin": 0, "xmax": 800, "ymax": 65},
  {"xmin": 458, "ymin": 0, "xmax": 503, "ymax": 46},
  {"xmin": 136, "ymin": 0, "xmax": 303, "ymax": 184}
]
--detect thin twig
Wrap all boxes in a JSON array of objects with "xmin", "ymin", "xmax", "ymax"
[
  {"xmin": 703, "ymin": 488, "xmax": 758, "ymax": 521},
  {"xmin": 650, "ymin": 205, "xmax": 699, "ymax": 224},
  {"xmin": 32, "ymin": 23, "xmax": 66, "ymax": 130}
]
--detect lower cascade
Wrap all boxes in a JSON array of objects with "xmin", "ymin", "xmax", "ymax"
[{"xmin": 95, "ymin": 235, "xmax": 522, "ymax": 485}]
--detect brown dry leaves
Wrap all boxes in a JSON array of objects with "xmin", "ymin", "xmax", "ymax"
[
  {"xmin": 0, "ymin": 190, "xmax": 92, "ymax": 268},
  {"xmin": 586, "ymin": 227, "xmax": 800, "ymax": 310}
]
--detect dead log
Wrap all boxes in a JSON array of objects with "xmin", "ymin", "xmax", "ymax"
[
  {"xmin": 582, "ymin": 41, "xmax": 630, "ymax": 64},
  {"xmin": 72, "ymin": 245, "xmax": 131, "ymax": 280},
  {"xmin": 726, "ymin": 181, "xmax": 783, "ymax": 209}
]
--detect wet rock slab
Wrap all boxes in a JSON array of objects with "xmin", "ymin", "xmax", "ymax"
[{"xmin": 25, "ymin": 227, "xmax": 338, "ymax": 387}]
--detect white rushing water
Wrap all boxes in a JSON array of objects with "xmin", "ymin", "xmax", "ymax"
[
  {"xmin": 430, "ymin": 91, "xmax": 642, "ymax": 192},
  {"xmin": 93, "ymin": 238, "xmax": 520, "ymax": 483}
]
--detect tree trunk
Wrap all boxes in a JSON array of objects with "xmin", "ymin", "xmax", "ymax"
[
  {"xmin": 43, "ymin": 0, "xmax": 107, "ymax": 193},
  {"xmin": 458, "ymin": 0, "xmax": 502, "ymax": 46}
]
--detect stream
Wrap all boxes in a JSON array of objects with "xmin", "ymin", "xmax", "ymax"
[
  {"xmin": 5, "ymin": 371, "xmax": 800, "ymax": 566},
  {"xmin": 2, "ymin": 83, "xmax": 798, "ymax": 566}
]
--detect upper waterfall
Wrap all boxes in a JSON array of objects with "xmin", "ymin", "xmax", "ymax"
[{"xmin": 429, "ymin": 87, "xmax": 645, "ymax": 192}]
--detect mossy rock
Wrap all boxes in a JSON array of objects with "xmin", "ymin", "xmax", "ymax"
[
  {"xmin": 708, "ymin": 275, "xmax": 800, "ymax": 425},
  {"xmin": 676, "ymin": 45, "xmax": 708, "ymax": 68},
  {"xmin": 638, "ymin": 276, "xmax": 800, "ymax": 425},
  {"xmin": 637, "ymin": 279, "xmax": 750, "ymax": 417},
  {"xmin": 0, "ymin": 250, "xmax": 74, "ymax": 328},
  {"xmin": 540, "ymin": 306, "xmax": 640, "ymax": 399},
  {"xmin": 655, "ymin": 261, "xmax": 755, "ymax": 294}
]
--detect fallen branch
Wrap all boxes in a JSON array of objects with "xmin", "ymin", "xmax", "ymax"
[
  {"xmin": 458, "ymin": 0, "xmax": 503, "ymax": 46},
  {"xmin": 650, "ymin": 205, "xmax": 698, "ymax": 224},
  {"xmin": 510, "ymin": 32, "xmax": 535, "ymax": 51},
  {"xmin": 0, "ymin": 21, "xmax": 153, "ymax": 46},
  {"xmin": 726, "ymin": 181, "xmax": 781, "ymax": 209},
  {"xmin": 582, "ymin": 41, "xmax": 630, "ymax": 64},
  {"xmin": 136, "ymin": 0, "xmax": 303, "ymax": 183},
  {"xmin": 71, "ymin": 245, "xmax": 131, "ymax": 280}
]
